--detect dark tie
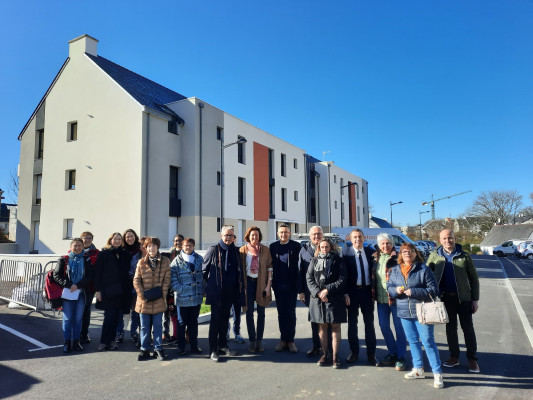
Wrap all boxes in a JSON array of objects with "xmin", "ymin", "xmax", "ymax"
[{"xmin": 358, "ymin": 250, "xmax": 366, "ymax": 286}]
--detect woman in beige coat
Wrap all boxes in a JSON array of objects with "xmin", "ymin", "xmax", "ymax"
[
  {"xmin": 240, "ymin": 226, "xmax": 273, "ymax": 353},
  {"xmin": 133, "ymin": 237, "xmax": 171, "ymax": 361}
]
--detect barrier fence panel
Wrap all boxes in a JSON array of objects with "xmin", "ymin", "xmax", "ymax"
[{"xmin": 0, "ymin": 259, "xmax": 44, "ymax": 310}]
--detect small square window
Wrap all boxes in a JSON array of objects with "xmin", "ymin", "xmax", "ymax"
[
  {"xmin": 294, "ymin": 191, "xmax": 298, "ymax": 201},
  {"xmin": 66, "ymin": 170, "xmax": 76, "ymax": 190},
  {"xmin": 68, "ymin": 122, "xmax": 77, "ymax": 141},
  {"xmin": 335, "ymin": 200, "xmax": 338, "ymax": 209},
  {"xmin": 334, "ymin": 175, "xmax": 337, "ymax": 183},
  {"xmin": 64, "ymin": 219, "xmax": 74, "ymax": 239},
  {"xmin": 168, "ymin": 120, "xmax": 178, "ymax": 134},
  {"xmin": 293, "ymin": 158, "xmax": 298, "ymax": 169}
]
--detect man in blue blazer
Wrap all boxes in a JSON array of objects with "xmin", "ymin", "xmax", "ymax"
[{"xmin": 343, "ymin": 228, "xmax": 379, "ymax": 366}]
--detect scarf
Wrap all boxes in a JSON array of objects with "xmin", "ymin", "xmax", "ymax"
[
  {"xmin": 315, "ymin": 252, "xmax": 334, "ymax": 287},
  {"xmin": 181, "ymin": 251, "xmax": 195, "ymax": 263},
  {"xmin": 124, "ymin": 241, "xmax": 140, "ymax": 256},
  {"xmin": 218, "ymin": 239, "xmax": 235, "ymax": 271},
  {"xmin": 68, "ymin": 251, "xmax": 84, "ymax": 285},
  {"xmin": 149, "ymin": 255, "xmax": 159, "ymax": 271},
  {"xmin": 83, "ymin": 244, "xmax": 97, "ymax": 254},
  {"xmin": 247, "ymin": 243, "xmax": 261, "ymax": 275},
  {"xmin": 400, "ymin": 263, "xmax": 412, "ymax": 283}
]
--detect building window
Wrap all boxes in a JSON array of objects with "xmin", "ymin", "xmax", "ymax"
[
  {"xmin": 169, "ymin": 167, "xmax": 178, "ymax": 199},
  {"xmin": 68, "ymin": 122, "xmax": 77, "ymax": 141},
  {"xmin": 281, "ymin": 153, "xmax": 286, "ymax": 177},
  {"xmin": 294, "ymin": 191, "xmax": 298, "ymax": 201},
  {"xmin": 268, "ymin": 149, "xmax": 274, "ymax": 178},
  {"xmin": 237, "ymin": 136, "xmax": 245, "ymax": 164},
  {"xmin": 35, "ymin": 175, "xmax": 42, "ymax": 205},
  {"xmin": 269, "ymin": 185, "xmax": 275, "ymax": 218},
  {"xmin": 334, "ymin": 175, "xmax": 337, "ymax": 183},
  {"xmin": 356, "ymin": 185, "xmax": 359, "ymax": 199},
  {"xmin": 217, "ymin": 127, "xmax": 222, "ymax": 140},
  {"xmin": 357, "ymin": 206, "xmax": 361, "ymax": 222},
  {"xmin": 293, "ymin": 158, "xmax": 298, "ymax": 169},
  {"xmin": 217, "ymin": 217, "xmax": 221, "ymax": 232},
  {"xmin": 217, "ymin": 171, "xmax": 221, "ymax": 185},
  {"xmin": 36, "ymin": 129, "xmax": 44, "ymax": 159},
  {"xmin": 281, "ymin": 188, "xmax": 287, "ymax": 211},
  {"xmin": 362, "ymin": 185, "xmax": 365, "ymax": 194},
  {"xmin": 238, "ymin": 177, "xmax": 246, "ymax": 205},
  {"xmin": 169, "ymin": 166, "xmax": 180, "ymax": 217},
  {"xmin": 294, "ymin": 224, "xmax": 299, "ymax": 234},
  {"xmin": 168, "ymin": 120, "xmax": 178, "ymax": 134},
  {"xmin": 335, "ymin": 200, "xmax": 338, "ymax": 209},
  {"xmin": 64, "ymin": 219, "xmax": 74, "ymax": 239},
  {"xmin": 66, "ymin": 170, "xmax": 76, "ymax": 190}
]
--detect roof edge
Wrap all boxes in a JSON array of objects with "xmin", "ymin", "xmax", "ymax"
[{"xmin": 18, "ymin": 57, "xmax": 70, "ymax": 140}]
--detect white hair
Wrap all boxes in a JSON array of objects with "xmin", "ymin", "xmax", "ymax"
[
  {"xmin": 376, "ymin": 233, "xmax": 394, "ymax": 248},
  {"xmin": 309, "ymin": 225, "xmax": 323, "ymax": 235}
]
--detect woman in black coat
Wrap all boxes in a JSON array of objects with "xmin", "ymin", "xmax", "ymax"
[
  {"xmin": 306, "ymin": 238, "xmax": 347, "ymax": 368},
  {"xmin": 95, "ymin": 232, "xmax": 131, "ymax": 352}
]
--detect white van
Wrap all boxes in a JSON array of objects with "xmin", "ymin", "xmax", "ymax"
[{"xmin": 332, "ymin": 227, "xmax": 426, "ymax": 255}]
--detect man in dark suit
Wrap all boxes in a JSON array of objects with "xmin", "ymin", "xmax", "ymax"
[
  {"xmin": 270, "ymin": 223, "xmax": 301, "ymax": 353},
  {"xmin": 343, "ymin": 228, "xmax": 378, "ymax": 366}
]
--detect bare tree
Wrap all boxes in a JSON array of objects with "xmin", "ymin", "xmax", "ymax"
[
  {"xmin": 468, "ymin": 190, "xmax": 524, "ymax": 226},
  {"xmin": 7, "ymin": 167, "xmax": 18, "ymax": 203}
]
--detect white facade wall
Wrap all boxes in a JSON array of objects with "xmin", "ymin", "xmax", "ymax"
[
  {"xmin": 18, "ymin": 37, "xmax": 145, "ymax": 252},
  {"xmin": 315, "ymin": 162, "xmax": 369, "ymax": 231}
]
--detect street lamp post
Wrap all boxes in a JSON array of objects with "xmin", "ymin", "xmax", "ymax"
[
  {"xmin": 340, "ymin": 182, "xmax": 358, "ymax": 227},
  {"xmin": 419, "ymin": 210, "xmax": 430, "ymax": 240},
  {"xmin": 389, "ymin": 200, "xmax": 403, "ymax": 228},
  {"xmin": 220, "ymin": 136, "xmax": 247, "ymax": 229}
]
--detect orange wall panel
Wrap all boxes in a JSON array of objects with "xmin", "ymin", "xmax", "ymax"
[{"xmin": 254, "ymin": 142, "xmax": 269, "ymax": 221}]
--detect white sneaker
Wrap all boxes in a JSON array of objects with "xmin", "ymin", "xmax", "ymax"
[
  {"xmin": 434, "ymin": 373, "xmax": 444, "ymax": 389},
  {"xmin": 404, "ymin": 368, "xmax": 425, "ymax": 379}
]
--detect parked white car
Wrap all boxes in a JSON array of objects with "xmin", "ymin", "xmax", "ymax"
[
  {"xmin": 522, "ymin": 243, "xmax": 533, "ymax": 260},
  {"xmin": 493, "ymin": 240, "xmax": 521, "ymax": 257},
  {"xmin": 515, "ymin": 241, "xmax": 533, "ymax": 258}
]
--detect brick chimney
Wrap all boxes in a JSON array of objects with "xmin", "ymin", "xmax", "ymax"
[{"xmin": 68, "ymin": 34, "xmax": 98, "ymax": 57}]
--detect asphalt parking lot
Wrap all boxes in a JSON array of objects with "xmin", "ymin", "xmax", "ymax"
[{"xmin": 0, "ymin": 255, "xmax": 532, "ymax": 400}]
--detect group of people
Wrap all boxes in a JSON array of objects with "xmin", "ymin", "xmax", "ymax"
[
  {"xmin": 54, "ymin": 230, "xmax": 204, "ymax": 361},
  {"xmin": 54, "ymin": 224, "xmax": 480, "ymax": 389}
]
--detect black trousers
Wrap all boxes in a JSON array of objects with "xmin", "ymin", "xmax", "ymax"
[
  {"xmin": 177, "ymin": 304, "xmax": 201, "ymax": 350},
  {"xmin": 347, "ymin": 286, "xmax": 376, "ymax": 357},
  {"xmin": 442, "ymin": 293, "xmax": 477, "ymax": 360},
  {"xmin": 208, "ymin": 287, "xmax": 235, "ymax": 353},
  {"xmin": 80, "ymin": 292, "xmax": 94, "ymax": 337},
  {"xmin": 100, "ymin": 307, "xmax": 121, "ymax": 345}
]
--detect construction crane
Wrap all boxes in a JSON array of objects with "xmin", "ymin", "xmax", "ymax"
[{"xmin": 422, "ymin": 190, "xmax": 472, "ymax": 220}]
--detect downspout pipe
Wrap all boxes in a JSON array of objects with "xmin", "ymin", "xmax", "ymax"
[{"xmin": 198, "ymin": 102, "xmax": 204, "ymax": 249}]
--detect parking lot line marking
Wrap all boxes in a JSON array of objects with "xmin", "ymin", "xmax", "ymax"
[
  {"xmin": 505, "ymin": 258, "xmax": 526, "ymax": 276},
  {"xmin": 0, "ymin": 322, "xmax": 58, "ymax": 351},
  {"xmin": 497, "ymin": 259, "xmax": 533, "ymax": 349}
]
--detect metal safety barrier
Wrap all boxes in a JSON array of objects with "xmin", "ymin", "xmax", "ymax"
[{"xmin": 0, "ymin": 259, "xmax": 44, "ymax": 311}]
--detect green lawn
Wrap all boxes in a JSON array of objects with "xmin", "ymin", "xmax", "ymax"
[{"xmin": 200, "ymin": 298, "xmax": 210, "ymax": 314}]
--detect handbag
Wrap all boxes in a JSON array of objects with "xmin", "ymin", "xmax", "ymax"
[
  {"xmin": 144, "ymin": 285, "xmax": 163, "ymax": 302},
  {"xmin": 143, "ymin": 262, "xmax": 163, "ymax": 302},
  {"xmin": 416, "ymin": 293, "xmax": 449, "ymax": 325}
]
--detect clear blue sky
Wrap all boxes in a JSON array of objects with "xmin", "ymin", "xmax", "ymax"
[{"xmin": 1, "ymin": 0, "xmax": 531, "ymax": 226}]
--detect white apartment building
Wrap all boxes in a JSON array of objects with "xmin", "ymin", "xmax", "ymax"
[{"xmin": 15, "ymin": 35, "xmax": 368, "ymax": 253}]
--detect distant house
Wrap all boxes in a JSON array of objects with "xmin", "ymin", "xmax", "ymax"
[
  {"xmin": 480, "ymin": 224, "xmax": 533, "ymax": 255},
  {"xmin": 0, "ymin": 203, "xmax": 17, "ymax": 241},
  {"xmin": 369, "ymin": 216, "xmax": 392, "ymax": 228}
]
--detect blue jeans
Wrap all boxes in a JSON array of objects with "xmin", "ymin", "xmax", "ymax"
[
  {"xmin": 246, "ymin": 278, "xmax": 265, "ymax": 342},
  {"xmin": 401, "ymin": 318, "xmax": 442, "ymax": 373},
  {"xmin": 140, "ymin": 312, "xmax": 163, "ymax": 351},
  {"xmin": 62, "ymin": 295, "xmax": 85, "ymax": 341},
  {"xmin": 377, "ymin": 303, "xmax": 407, "ymax": 359}
]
